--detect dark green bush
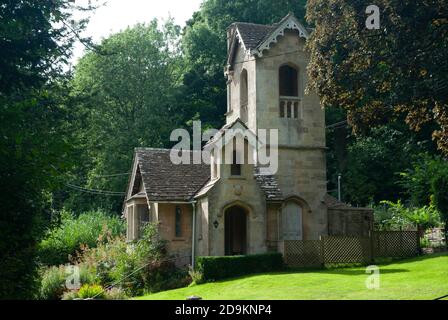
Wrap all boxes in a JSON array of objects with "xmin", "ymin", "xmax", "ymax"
[{"xmin": 196, "ymin": 253, "xmax": 284, "ymax": 282}]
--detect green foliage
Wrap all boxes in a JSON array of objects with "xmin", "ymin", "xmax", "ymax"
[
  {"xmin": 342, "ymin": 127, "xmax": 415, "ymax": 205},
  {"xmin": 399, "ymin": 154, "xmax": 448, "ymax": 207},
  {"xmin": 375, "ymin": 201, "xmax": 441, "ymax": 231},
  {"xmin": 39, "ymin": 266, "xmax": 67, "ymax": 300},
  {"xmin": 66, "ymin": 20, "xmax": 184, "ymax": 213},
  {"xmin": 103, "ymin": 287, "xmax": 128, "ymax": 300},
  {"xmin": 39, "ymin": 264, "xmax": 96, "ymax": 300},
  {"xmin": 431, "ymin": 165, "xmax": 448, "ymax": 246},
  {"xmin": 78, "ymin": 284, "xmax": 105, "ymax": 300},
  {"xmin": 195, "ymin": 253, "xmax": 284, "ymax": 282},
  {"xmin": 188, "ymin": 267, "xmax": 205, "ymax": 285},
  {"xmin": 75, "ymin": 223, "xmax": 188, "ymax": 297},
  {"xmin": 431, "ymin": 166, "xmax": 448, "ymax": 224},
  {"xmin": 306, "ymin": 0, "xmax": 448, "ymax": 154},
  {"xmin": 61, "ymin": 290, "xmax": 80, "ymax": 300},
  {"xmin": 0, "ymin": 0, "xmax": 96, "ymax": 299},
  {"xmin": 38, "ymin": 210, "xmax": 125, "ymax": 266}
]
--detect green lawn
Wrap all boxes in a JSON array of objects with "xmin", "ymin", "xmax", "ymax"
[{"xmin": 136, "ymin": 253, "xmax": 448, "ymax": 300}]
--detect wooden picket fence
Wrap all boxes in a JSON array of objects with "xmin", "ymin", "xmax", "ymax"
[{"xmin": 281, "ymin": 231, "xmax": 420, "ymax": 268}]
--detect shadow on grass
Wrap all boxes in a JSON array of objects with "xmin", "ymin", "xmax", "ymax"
[
  {"xmin": 189, "ymin": 253, "xmax": 448, "ymax": 288},
  {"xmin": 372, "ymin": 252, "xmax": 448, "ymax": 267},
  {"xmin": 318, "ymin": 268, "xmax": 410, "ymax": 276}
]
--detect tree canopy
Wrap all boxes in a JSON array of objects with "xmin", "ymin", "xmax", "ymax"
[
  {"xmin": 0, "ymin": 0, "xmax": 96, "ymax": 298},
  {"xmin": 306, "ymin": 0, "xmax": 448, "ymax": 154}
]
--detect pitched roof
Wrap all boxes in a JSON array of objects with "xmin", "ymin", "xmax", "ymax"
[
  {"xmin": 204, "ymin": 118, "xmax": 259, "ymax": 149},
  {"xmin": 131, "ymin": 147, "xmax": 284, "ymax": 202},
  {"xmin": 254, "ymin": 168, "xmax": 284, "ymax": 201},
  {"xmin": 227, "ymin": 13, "xmax": 311, "ymax": 66},
  {"xmin": 231, "ymin": 22, "xmax": 276, "ymax": 50},
  {"xmin": 135, "ymin": 148, "xmax": 210, "ymax": 202}
]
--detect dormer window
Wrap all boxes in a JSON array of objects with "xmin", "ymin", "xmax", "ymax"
[{"xmin": 279, "ymin": 65, "xmax": 301, "ymax": 119}]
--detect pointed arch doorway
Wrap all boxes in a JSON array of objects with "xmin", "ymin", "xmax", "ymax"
[{"xmin": 224, "ymin": 206, "xmax": 247, "ymax": 256}]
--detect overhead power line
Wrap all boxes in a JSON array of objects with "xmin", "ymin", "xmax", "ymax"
[
  {"xmin": 65, "ymin": 183, "xmax": 126, "ymax": 197},
  {"xmin": 326, "ymin": 120, "xmax": 348, "ymax": 129}
]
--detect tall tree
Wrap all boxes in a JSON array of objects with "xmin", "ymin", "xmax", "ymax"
[
  {"xmin": 66, "ymin": 20, "xmax": 184, "ymax": 213},
  {"xmin": 0, "ymin": 0, "xmax": 95, "ymax": 298},
  {"xmin": 306, "ymin": 0, "xmax": 448, "ymax": 154}
]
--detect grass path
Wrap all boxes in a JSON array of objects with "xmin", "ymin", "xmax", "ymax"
[{"xmin": 137, "ymin": 253, "xmax": 448, "ymax": 300}]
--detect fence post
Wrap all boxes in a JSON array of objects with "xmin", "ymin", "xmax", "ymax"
[
  {"xmin": 370, "ymin": 231, "xmax": 375, "ymax": 263},
  {"xmin": 417, "ymin": 231, "xmax": 422, "ymax": 256},
  {"xmin": 319, "ymin": 236, "xmax": 325, "ymax": 267}
]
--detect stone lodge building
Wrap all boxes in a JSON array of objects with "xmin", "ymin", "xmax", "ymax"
[{"xmin": 124, "ymin": 13, "xmax": 373, "ymax": 264}]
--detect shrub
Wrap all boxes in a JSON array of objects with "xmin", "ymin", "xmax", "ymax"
[
  {"xmin": 39, "ymin": 266, "xmax": 67, "ymax": 300},
  {"xmin": 73, "ymin": 223, "xmax": 188, "ymax": 297},
  {"xmin": 431, "ymin": 167, "xmax": 448, "ymax": 247},
  {"xmin": 378, "ymin": 200, "xmax": 441, "ymax": 234},
  {"xmin": 196, "ymin": 253, "xmax": 284, "ymax": 282},
  {"xmin": 104, "ymin": 287, "xmax": 128, "ymax": 300},
  {"xmin": 38, "ymin": 210, "xmax": 125, "ymax": 266},
  {"xmin": 188, "ymin": 267, "xmax": 204, "ymax": 285},
  {"xmin": 78, "ymin": 284, "xmax": 105, "ymax": 300},
  {"xmin": 39, "ymin": 264, "xmax": 96, "ymax": 300},
  {"xmin": 61, "ymin": 290, "xmax": 79, "ymax": 300}
]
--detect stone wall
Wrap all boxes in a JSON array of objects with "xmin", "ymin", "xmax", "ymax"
[
  {"xmin": 157, "ymin": 203, "xmax": 193, "ymax": 258},
  {"xmin": 328, "ymin": 208, "xmax": 374, "ymax": 238}
]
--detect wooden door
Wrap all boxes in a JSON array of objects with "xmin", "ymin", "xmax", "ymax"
[{"xmin": 282, "ymin": 202, "xmax": 303, "ymax": 240}]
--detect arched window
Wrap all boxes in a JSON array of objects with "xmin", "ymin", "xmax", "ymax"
[
  {"xmin": 279, "ymin": 65, "xmax": 298, "ymax": 97},
  {"xmin": 240, "ymin": 69, "xmax": 248, "ymax": 123},
  {"xmin": 279, "ymin": 65, "xmax": 301, "ymax": 119}
]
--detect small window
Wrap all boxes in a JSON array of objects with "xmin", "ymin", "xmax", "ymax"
[
  {"xmin": 227, "ymin": 80, "xmax": 232, "ymax": 112},
  {"xmin": 240, "ymin": 69, "xmax": 248, "ymax": 123},
  {"xmin": 240, "ymin": 70, "xmax": 248, "ymax": 107},
  {"xmin": 231, "ymin": 150, "xmax": 242, "ymax": 176},
  {"xmin": 279, "ymin": 65, "xmax": 298, "ymax": 97},
  {"xmin": 127, "ymin": 206, "xmax": 134, "ymax": 240},
  {"xmin": 175, "ymin": 206, "xmax": 182, "ymax": 238}
]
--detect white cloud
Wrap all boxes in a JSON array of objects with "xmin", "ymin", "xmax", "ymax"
[{"xmin": 71, "ymin": 0, "xmax": 203, "ymax": 64}]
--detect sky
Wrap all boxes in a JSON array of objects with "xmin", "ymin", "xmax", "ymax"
[{"xmin": 72, "ymin": 0, "xmax": 203, "ymax": 64}]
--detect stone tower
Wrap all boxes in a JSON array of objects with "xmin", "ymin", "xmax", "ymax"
[{"xmin": 224, "ymin": 13, "xmax": 328, "ymax": 239}]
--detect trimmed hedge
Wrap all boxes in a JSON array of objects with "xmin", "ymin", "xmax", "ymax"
[{"xmin": 196, "ymin": 253, "xmax": 284, "ymax": 282}]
